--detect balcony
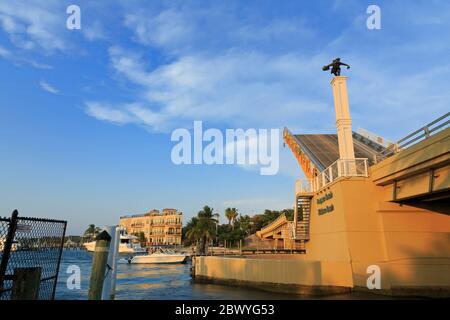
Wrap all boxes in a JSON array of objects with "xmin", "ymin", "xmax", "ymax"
[{"xmin": 296, "ymin": 158, "xmax": 369, "ymax": 194}]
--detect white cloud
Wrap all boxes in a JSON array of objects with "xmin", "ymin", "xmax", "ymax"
[
  {"xmin": 83, "ymin": 1, "xmax": 450, "ymax": 144},
  {"xmin": 0, "ymin": 44, "xmax": 11, "ymax": 58},
  {"xmin": 83, "ymin": 21, "xmax": 107, "ymax": 42},
  {"xmin": 86, "ymin": 46, "xmax": 330, "ymax": 133},
  {"xmin": 236, "ymin": 18, "xmax": 314, "ymax": 42},
  {"xmin": 85, "ymin": 102, "xmax": 133, "ymax": 124},
  {"xmin": 27, "ymin": 60, "xmax": 53, "ymax": 70},
  {"xmin": 39, "ymin": 80, "xmax": 58, "ymax": 94},
  {"xmin": 124, "ymin": 9, "xmax": 194, "ymax": 49},
  {"xmin": 0, "ymin": 1, "xmax": 67, "ymax": 52},
  {"xmin": 121, "ymin": 2, "xmax": 315, "ymax": 56},
  {"xmin": 0, "ymin": 44, "xmax": 53, "ymax": 69}
]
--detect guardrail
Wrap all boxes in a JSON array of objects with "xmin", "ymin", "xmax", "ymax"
[{"xmin": 380, "ymin": 112, "xmax": 450, "ymax": 158}]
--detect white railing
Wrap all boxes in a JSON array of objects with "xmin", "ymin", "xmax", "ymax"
[
  {"xmin": 296, "ymin": 158, "xmax": 369, "ymax": 193},
  {"xmin": 295, "ymin": 179, "xmax": 313, "ymax": 194}
]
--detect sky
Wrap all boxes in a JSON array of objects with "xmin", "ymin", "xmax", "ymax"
[{"xmin": 0, "ymin": 0, "xmax": 449, "ymax": 235}]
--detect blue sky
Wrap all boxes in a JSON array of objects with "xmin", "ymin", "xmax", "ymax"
[{"xmin": 1, "ymin": 0, "xmax": 449, "ymax": 234}]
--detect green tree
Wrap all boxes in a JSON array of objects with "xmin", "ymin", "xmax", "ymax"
[
  {"xmin": 84, "ymin": 224, "xmax": 95, "ymax": 237},
  {"xmin": 217, "ymin": 224, "xmax": 233, "ymax": 244},
  {"xmin": 184, "ymin": 216, "xmax": 201, "ymax": 246},
  {"xmin": 237, "ymin": 214, "xmax": 252, "ymax": 237},
  {"xmin": 281, "ymin": 209, "xmax": 294, "ymax": 221},
  {"xmin": 133, "ymin": 232, "xmax": 147, "ymax": 247},
  {"xmin": 225, "ymin": 207, "xmax": 239, "ymax": 228},
  {"xmin": 83, "ymin": 224, "xmax": 101, "ymax": 241},
  {"xmin": 197, "ymin": 205, "xmax": 219, "ymax": 254},
  {"xmin": 225, "ymin": 208, "xmax": 233, "ymax": 226}
]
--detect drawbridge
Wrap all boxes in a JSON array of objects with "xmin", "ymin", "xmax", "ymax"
[{"xmin": 258, "ymin": 112, "xmax": 450, "ymax": 248}]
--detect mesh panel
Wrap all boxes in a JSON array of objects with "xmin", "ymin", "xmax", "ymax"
[{"xmin": 0, "ymin": 214, "xmax": 66, "ymax": 300}]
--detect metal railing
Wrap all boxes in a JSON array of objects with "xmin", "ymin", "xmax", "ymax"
[
  {"xmin": 380, "ymin": 112, "xmax": 450, "ymax": 158},
  {"xmin": 296, "ymin": 158, "xmax": 369, "ymax": 193}
]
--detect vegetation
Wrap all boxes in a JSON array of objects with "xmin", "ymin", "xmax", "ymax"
[
  {"xmin": 224, "ymin": 207, "xmax": 238, "ymax": 228},
  {"xmin": 83, "ymin": 224, "xmax": 101, "ymax": 241},
  {"xmin": 184, "ymin": 205, "xmax": 219, "ymax": 254},
  {"xmin": 183, "ymin": 207, "xmax": 294, "ymax": 250},
  {"xmin": 132, "ymin": 232, "xmax": 147, "ymax": 247}
]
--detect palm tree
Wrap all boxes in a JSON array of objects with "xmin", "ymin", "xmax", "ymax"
[
  {"xmin": 83, "ymin": 224, "xmax": 96, "ymax": 241},
  {"xmin": 84, "ymin": 224, "xmax": 95, "ymax": 236},
  {"xmin": 196, "ymin": 205, "xmax": 219, "ymax": 254},
  {"xmin": 237, "ymin": 214, "xmax": 252, "ymax": 237},
  {"xmin": 225, "ymin": 208, "xmax": 239, "ymax": 229},
  {"xmin": 185, "ymin": 217, "xmax": 201, "ymax": 246},
  {"xmin": 225, "ymin": 208, "xmax": 233, "ymax": 226},
  {"xmin": 83, "ymin": 224, "xmax": 102, "ymax": 241}
]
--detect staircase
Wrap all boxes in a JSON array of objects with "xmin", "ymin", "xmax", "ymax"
[{"xmin": 292, "ymin": 196, "xmax": 311, "ymax": 246}]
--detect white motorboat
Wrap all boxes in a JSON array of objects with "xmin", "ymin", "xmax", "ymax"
[
  {"xmin": 83, "ymin": 229, "xmax": 147, "ymax": 254},
  {"xmin": 125, "ymin": 249, "xmax": 189, "ymax": 264}
]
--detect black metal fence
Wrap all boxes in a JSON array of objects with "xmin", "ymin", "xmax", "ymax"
[{"xmin": 0, "ymin": 210, "xmax": 67, "ymax": 300}]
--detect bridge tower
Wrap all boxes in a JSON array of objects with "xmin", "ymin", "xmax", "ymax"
[{"xmin": 331, "ymin": 76, "xmax": 355, "ymax": 161}]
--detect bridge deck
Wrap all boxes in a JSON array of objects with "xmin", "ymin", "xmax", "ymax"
[{"xmin": 292, "ymin": 132, "xmax": 385, "ymax": 171}]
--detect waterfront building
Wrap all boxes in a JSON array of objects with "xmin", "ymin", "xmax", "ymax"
[
  {"xmin": 193, "ymin": 75, "xmax": 450, "ymax": 297},
  {"xmin": 119, "ymin": 209, "xmax": 182, "ymax": 246}
]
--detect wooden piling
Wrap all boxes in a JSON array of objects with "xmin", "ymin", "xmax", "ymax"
[
  {"xmin": 12, "ymin": 267, "xmax": 42, "ymax": 300},
  {"xmin": 191, "ymin": 255, "xmax": 196, "ymax": 279},
  {"xmin": 88, "ymin": 230, "xmax": 111, "ymax": 300}
]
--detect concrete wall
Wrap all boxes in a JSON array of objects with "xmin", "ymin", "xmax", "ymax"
[
  {"xmin": 194, "ymin": 255, "xmax": 353, "ymax": 295},
  {"xmin": 194, "ymin": 176, "xmax": 450, "ymax": 296}
]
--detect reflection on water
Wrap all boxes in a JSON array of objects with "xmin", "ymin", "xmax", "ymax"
[{"xmin": 55, "ymin": 250, "xmax": 390, "ymax": 300}]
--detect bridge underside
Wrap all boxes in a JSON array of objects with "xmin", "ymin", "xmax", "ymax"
[
  {"xmin": 400, "ymin": 195, "xmax": 450, "ymax": 215},
  {"xmin": 371, "ymin": 127, "xmax": 450, "ymax": 215}
]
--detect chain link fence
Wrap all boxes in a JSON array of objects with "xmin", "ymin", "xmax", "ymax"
[{"xmin": 0, "ymin": 210, "xmax": 67, "ymax": 300}]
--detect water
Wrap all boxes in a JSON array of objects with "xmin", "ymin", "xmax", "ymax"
[
  {"xmin": 55, "ymin": 250, "xmax": 389, "ymax": 300},
  {"xmin": 56, "ymin": 250, "xmax": 301, "ymax": 300}
]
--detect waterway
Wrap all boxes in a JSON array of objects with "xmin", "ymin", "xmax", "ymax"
[{"xmin": 55, "ymin": 250, "xmax": 388, "ymax": 300}]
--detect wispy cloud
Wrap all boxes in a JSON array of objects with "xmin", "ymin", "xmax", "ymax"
[
  {"xmin": 86, "ymin": 45, "xmax": 329, "ymax": 133},
  {"xmin": 0, "ymin": 1, "xmax": 67, "ymax": 52},
  {"xmin": 0, "ymin": 1, "xmax": 111, "ymax": 52},
  {"xmin": 85, "ymin": 101, "xmax": 163, "ymax": 126},
  {"xmin": 82, "ymin": 1, "xmax": 450, "ymax": 141},
  {"xmin": 0, "ymin": 44, "xmax": 53, "ymax": 69},
  {"xmin": 2, "ymin": 1, "xmax": 449, "ymax": 142},
  {"xmin": 83, "ymin": 20, "xmax": 107, "ymax": 42},
  {"xmin": 26, "ymin": 60, "xmax": 53, "ymax": 70},
  {"xmin": 39, "ymin": 80, "xmax": 58, "ymax": 94},
  {"xmin": 0, "ymin": 44, "xmax": 11, "ymax": 58}
]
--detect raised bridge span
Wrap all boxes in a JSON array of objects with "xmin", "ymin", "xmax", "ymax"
[{"xmin": 258, "ymin": 112, "xmax": 450, "ymax": 246}]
